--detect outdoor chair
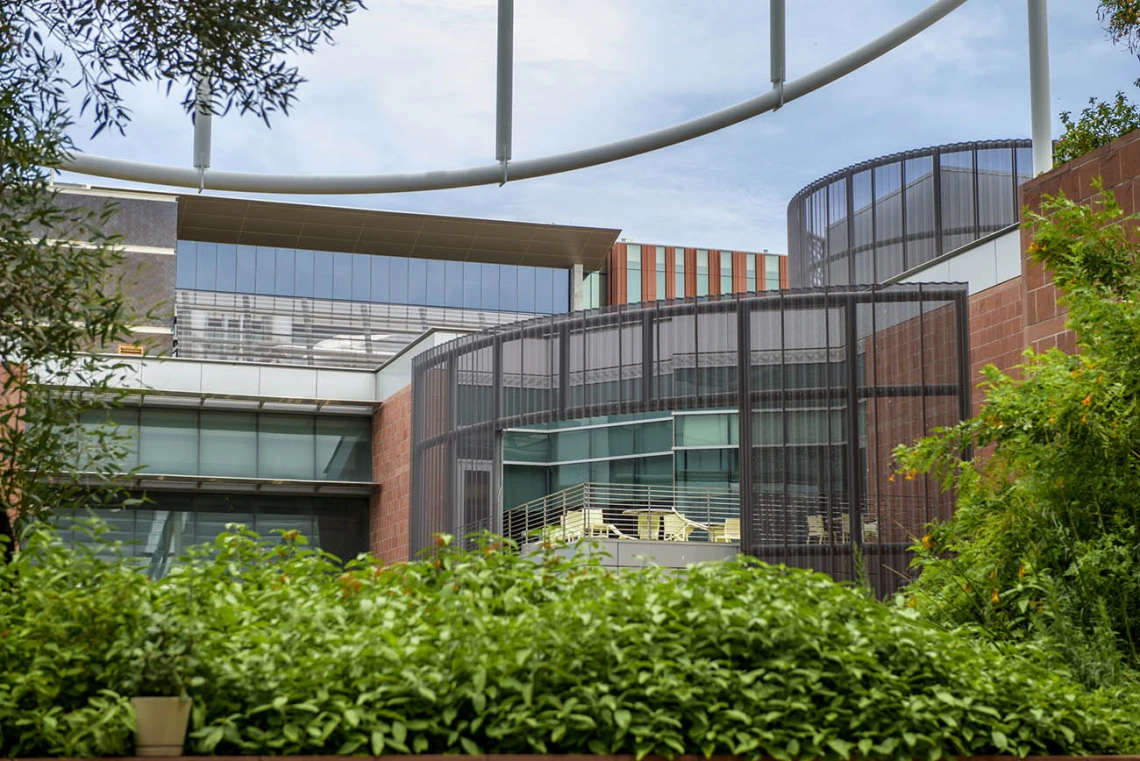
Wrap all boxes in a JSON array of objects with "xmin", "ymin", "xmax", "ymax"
[
  {"xmin": 585, "ymin": 508, "xmax": 630, "ymax": 539},
  {"xmin": 806, "ymin": 515, "xmax": 827, "ymax": 544},
  {"xmin": 561, "ymin": 510, "xmax": 586, "ymax": 541},
  {"xmin": 862, "ymin": 520, "xmax": 880, "ymax": 541},
  {"xmin": 662, "ymin": 512, "xmax": 707, "ymax": 542},
  {"xmin": 708, "ymin": 517, "xmax": 740, "ymax": 543}
]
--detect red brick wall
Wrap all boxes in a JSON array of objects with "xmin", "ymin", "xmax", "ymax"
[
  {"xmin": 1019, "ymin": 128, "xmax": 1140, "ymax": 354},
  {"xmin": 370, "ymin": 386, "xmax": 412, "ymax": 563},
  {"xmin": 966, "ymin": 277, "xmax": 1025, "ymax": 414}
]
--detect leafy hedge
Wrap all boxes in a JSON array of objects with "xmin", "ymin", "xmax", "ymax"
[{"xmin": 1, "ymin": 525, "xmax": 1138, "ymax": 759}]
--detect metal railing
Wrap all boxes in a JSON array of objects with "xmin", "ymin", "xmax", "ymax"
[{"xmin": 504, "ymin": 482, "xmax": 742, "ymax": 545}]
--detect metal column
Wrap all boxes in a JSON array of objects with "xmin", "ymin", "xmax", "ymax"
[{"xmin": 1027, "ymin": 0, "xmax": 1052, "ymax": 175}]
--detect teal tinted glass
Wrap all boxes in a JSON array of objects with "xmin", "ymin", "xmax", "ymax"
[
  {"xmin": 316, "ymin": 417, "xmax": 371, "ymax": 481},
  {"xmin": 503, "ymin": 465, "xmax": 548, "ymax": 509},
  {"xmin": 551, "ymin": 429, "xmax": 589, "ymax": 461},
  {"xmin": 139, "ymin": 409, "xmax": 198, "ymax": 475},
  {"xmin": 258, "ymin": 415, "xmax": 315, "ymax": 480},
  {"xmin": 675, "ymin": 449, "xmax": 739, "ymax": 488},
  {"xmin": 503, "ymin": 431, "xmax": 549, "ymax": 463},
  {"xmin": 675, "ymin": 413, "xmax": 738, "ymax": 447},
  {"xmin": 200, "ymin": 411, "xmax": 256, "ymax": 478}
]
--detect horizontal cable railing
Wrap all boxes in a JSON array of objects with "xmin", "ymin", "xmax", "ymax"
[{"xmin": 504, "ymin": 482, "xmax": 742, "ymax": 545}]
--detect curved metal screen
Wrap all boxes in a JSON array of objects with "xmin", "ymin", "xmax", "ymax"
[
  {"xmin": 410, "ymin": 284, "xmax": 970, "ymax": 596},
  {"xmin": 787, "ymin": 140, "xmax": 1032, "ymax": 288}
]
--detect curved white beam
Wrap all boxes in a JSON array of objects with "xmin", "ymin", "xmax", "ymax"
[{"xmin": 61, "ymin": 0, "xmax": 967, "ymax": 195}]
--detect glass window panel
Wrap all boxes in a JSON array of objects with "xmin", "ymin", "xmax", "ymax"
[
  {"xmin": 215, "ymin": 243, "xmax": 237, "ymax": 292},
  {"xmin": 255, "ymin": 246, "xmax": 275, "ymax": 295},
  {"xmin": 388, "ymin": 258, "xmax": 408, "ymax": 304},
  {"xmin": 675, "ymin": 449, "xmax": 739, "ymax": 489},
  {"xmin": 904, "ymin": 156, "xmax": 937, "ymax": 269},
  {"xmin": 176, "ymin": 241, "xmax": 197, "ymax": 289},
  {"xmin": 873, "ymin": 162, "xmax": 904, "ymax": 281},
  {"xmin": 76, "ymin": 407, "xmax": 138, "ymax": 472},
  {"xmin": 696, "ymin": 250, "xmax": 709, "ymax": 296},
  {"xmin": 626, "ymin": 243, "xmax": 642, "ymax": 303},
  {"xmin": 500, "ymin": 266, "xmax": 518, "ymax": 312},
  {"xmin": 370, "ymin": 255, "xmax": 390, "ymax": 303},
  {"xmin": 517, "ymin": 266, "xmax": 536, "ymax": 312},
  {"xmin": 635, "ymin": 420, "xmax": 673, "ymax": 454},
  {"xmin": 195, "ymin": 242, "xmax": 217, "ymax": 291},
  {"xmin": 590, "ymin": 425, "xmax": 635, "ymax": 458},
  {"xmin": 258, "ymin": 415, "xmax": 314, "ymax": 480},
  {"xmin": 332, "ymin": 252, "xmax": 353, "ymax": 300},
  {"xmin": 235, "ymin": 245, "xmax": 257, "ymax": 292},
  {"xmin": 294, "ymin": 250, "xmax": 314, "ymax": 298},
  {"xmin": 552, "ymin": 269, "xmax": 569, "ymax": 313},
  {"xmin": 534, "ymin": 267, "xmax": 553, "ymax": 312},
  {"xmin": 193, "ymin": 494, "xmax": 254, "ymax": 546},
  {"xmin": 407, "ymin": 259, "xmax": 427, "ymax": 305},
  {"xmin": 503, "ymin": 431, "xmax": 549, "ymax": 462},
  {"xmin": 553, "ymin": 462, "xmax": 588, "ymax": 492},
  {"xmin": 425, "ymin": 260, "xmax": 447, "ymax": 306},
  {"xmin": 443, "ymin": 260, "xmax": 463, "ymax": 308},
  {"xmin": 674, "ymin": 249, "xmax": 686, "ymax": 298},
  {"xmin": 274, "ymin": 248, "xmax": 295, "ymax": 297},
  {"xmin": 676, "ymin": 413, "xmax": 737, "ymax": 447},
  {"xmin": 254, "ymin": 496, "xmax": 315, "ymax": 544},
  {"xmin": 637, "ymin": 455, "xmax": 674, "ymax": 486},
  {"xmin": 746, "ymin": 256, "xmax": 756, "ymax": 291},
  {"xmin": 720, "ymin": 252, "xmax": 733, "ymax": 294},
  {"xmin": 503, "ymin": 465, "xmax": 548, "ymax": 510},
  {"xmin": 940, "ymin": 149, "xmax": 977, "ymax": 253},
  {"xmin": 352, "ymin": 254, "xmax": 372, "ymax": 301},
  {"xmin": 200, "ymin": 411, "xmax": 256, "ymax": 478},
  {"xmin": 977, "ymin": 147, "xmax": 1015, "ymax": 232},
  {"xmin": 314, "ymin": 499, "xmax": 369, "ymax": 561},
  {"xmin": 481, "ymin": 263, "xmax": 500, "ymax": 310},
  {"xmin": 462, "ymin": 262, "xmax": 481, "ymax": 308},
  {"xmin": 315, "ymin": 417, "xmax": 371, "ymax": 481},
  {"xmin": 313, "ymin": 250, "xmax": 333, "ymax": 299},
  {"xmin": 551, "ymin": 429, "xmax": 588, "ymax": 461},
  {"xmin": 139, "ymin": 408, "xmax": 198, "ymax": 475}
]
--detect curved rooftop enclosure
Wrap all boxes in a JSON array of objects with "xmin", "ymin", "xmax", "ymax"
[
  {"xmin": 410, "ymin": 283, "xmax": 970, "ymax": 595},
  {"xmin": 787, "ymin": 140, "xmax": 1033, "ymax": 288}
]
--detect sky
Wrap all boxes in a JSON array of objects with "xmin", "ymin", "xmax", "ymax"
[{"xmin": 60, "ymin": 1, "xmax": 1140, "ymax": 255}]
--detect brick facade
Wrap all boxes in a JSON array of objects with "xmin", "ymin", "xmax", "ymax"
[
  {"xmin": 1019, "ymin": 128, "xmax": 1140, "ymax": 355},
  {"xmin": 370, "ymin": 386, "xmax": 413, "ymax": 563},
  {"xmin": 966, "ymin": 277, "xmax": 1025, "ymax": 413}
]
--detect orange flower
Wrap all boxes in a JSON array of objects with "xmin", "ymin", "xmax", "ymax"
[
  {"xmin": 921, "ymin": 534, "xmax": 933, "ymax": 550},
  {"xmin": 906, "ymin": 597, "xmax": 917, "ymax": 608},
  {"xmin": 888, "ymin": 473, "xmax": 896, "ymax": 483},
  {"xmin": 991, "ymin": 589, "xmax": 1000, "ymax": 605},
  {"xmin": 1018, "ymin": 565, "xmax": 1026, "ymax": 578},
  {"xmin": 1082, "ymin": 394, "xmax": 1092, "ymax": 406}
]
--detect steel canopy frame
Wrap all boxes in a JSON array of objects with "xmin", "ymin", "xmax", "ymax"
[{"xmin": 60, "ymin": 0, "xmax": 968, "ymax": 195}]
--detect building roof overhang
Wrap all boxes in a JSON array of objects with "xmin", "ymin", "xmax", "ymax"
[{"xmin": 175, "ymin": 193, "xmax": 621, "ymax": 271}]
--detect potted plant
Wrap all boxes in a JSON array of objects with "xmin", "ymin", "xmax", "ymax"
[{"xmin": 126, "ymin": 612, "xmax": 198, "ymax": 757}]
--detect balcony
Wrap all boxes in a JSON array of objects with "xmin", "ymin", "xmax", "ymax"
[{"xmin": 503, "ymin": 482, "xmax": 742, "ymax": 568}]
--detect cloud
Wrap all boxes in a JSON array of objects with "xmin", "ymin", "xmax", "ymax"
[{"xmin": 61, "ymin": 1, "xmax": 1140, "ymax": 256}]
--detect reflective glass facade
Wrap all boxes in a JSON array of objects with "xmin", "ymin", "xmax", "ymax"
[
  {"xmin": 54, "ymin": 493, "xmax": 368, "ymax": 577},
  {"xmin": 787, "ymin": 140, "xmax": 1033, "ymax": 287},
  {"xmin": 176, "ymin": 241, "xmax": 571, "ymax": 314},
  {"xmin": 410, "ymin": 283, "xmax": 970, "ymax": 595},
  {"xmin": 77, "ymin": 408, "xmax": 372, "ymax": 482}
]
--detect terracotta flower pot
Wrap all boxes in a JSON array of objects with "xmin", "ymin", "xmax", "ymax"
[{"xmin": 131, "ymin": 696, "xmax": 192, "ymax": 757}]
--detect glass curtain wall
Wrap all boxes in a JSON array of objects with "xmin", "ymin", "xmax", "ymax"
[
  {"xmin": 76, "ymin": 408, "xmax": 372, "ymax": 482},
  {"xmin": 655, "ymin": 247, "xmax": 666, "ymax": 300},
  {"xmin": 787, "ymin": 140, "xmax": 1033, "ymax": 287},
  {"xmin": 674, "ymin": 249, "xmax": 686, "ymax": 298},
  {"xmin": 696, "ymin": 250, "xmax": 709, "ymax": 296},
  {"xmin": 177, "ymin": 241, "xmax": 571, "ymax": 315},
  {"xmin": 53, "ymin": 492, "xmax": 368, "ymax": 577},
  {"xmin": 719, "ymin": 253, "xmax": 733, "ymax": 294},
  {"xmin": 410, "ymin": 283, "xmax": 969, "ymax": 596}
]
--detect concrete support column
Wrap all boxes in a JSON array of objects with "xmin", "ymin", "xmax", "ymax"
[{"xmin": 570, "ymin": 263, "xmax": 584, "ymax": 312}]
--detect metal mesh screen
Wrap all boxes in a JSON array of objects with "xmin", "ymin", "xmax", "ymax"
[
  {"xmin": 410, "ymin": 283, "xmax": 970, "ymax": 597},
  {"xmin": 787, "ymin": 140, "xmax": 1033, "ymax": 288}
]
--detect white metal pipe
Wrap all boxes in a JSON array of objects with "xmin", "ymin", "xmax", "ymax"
[
  {"xmin": 770, "ymin": 0, "xmax": 786, "ymax": 93},
  {"xmin": 60, "ymin": 0, "xmax": 967, "ymax": 195},
  {"xmin": 495, "ymin": 0, "xmax": 513, "ymax": 165},
  {"xmin": 1027, "ymin": 0, "xmax": 1052, "ymax": 175},
  {"xmin": 193, "ymin": 75, "xmax": 212, "ymax": 171}
]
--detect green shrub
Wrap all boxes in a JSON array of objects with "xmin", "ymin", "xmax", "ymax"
[
  {"xmin": 896, "ymin": 187, "xmax": 1140, "ymax": 688},
  {"xmin": 3, "ymin": 524, "xmax": 1140, "ymax": 758}
]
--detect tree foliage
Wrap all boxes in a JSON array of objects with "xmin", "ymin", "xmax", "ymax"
[
  {"xmin": 896, "ymin": 185, "xmax": 1140, "ymax": 688},
  {"xmin": 1055, "ymin": 90, "xmax": 1140, "ymax": 164},
  {"xmin": 0, "ymin": 0, "xmax": 363, "ymax": 556},
  {"xmin": 2, "ymin": 524, "xmax": 1138, "ymax": 758}
]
